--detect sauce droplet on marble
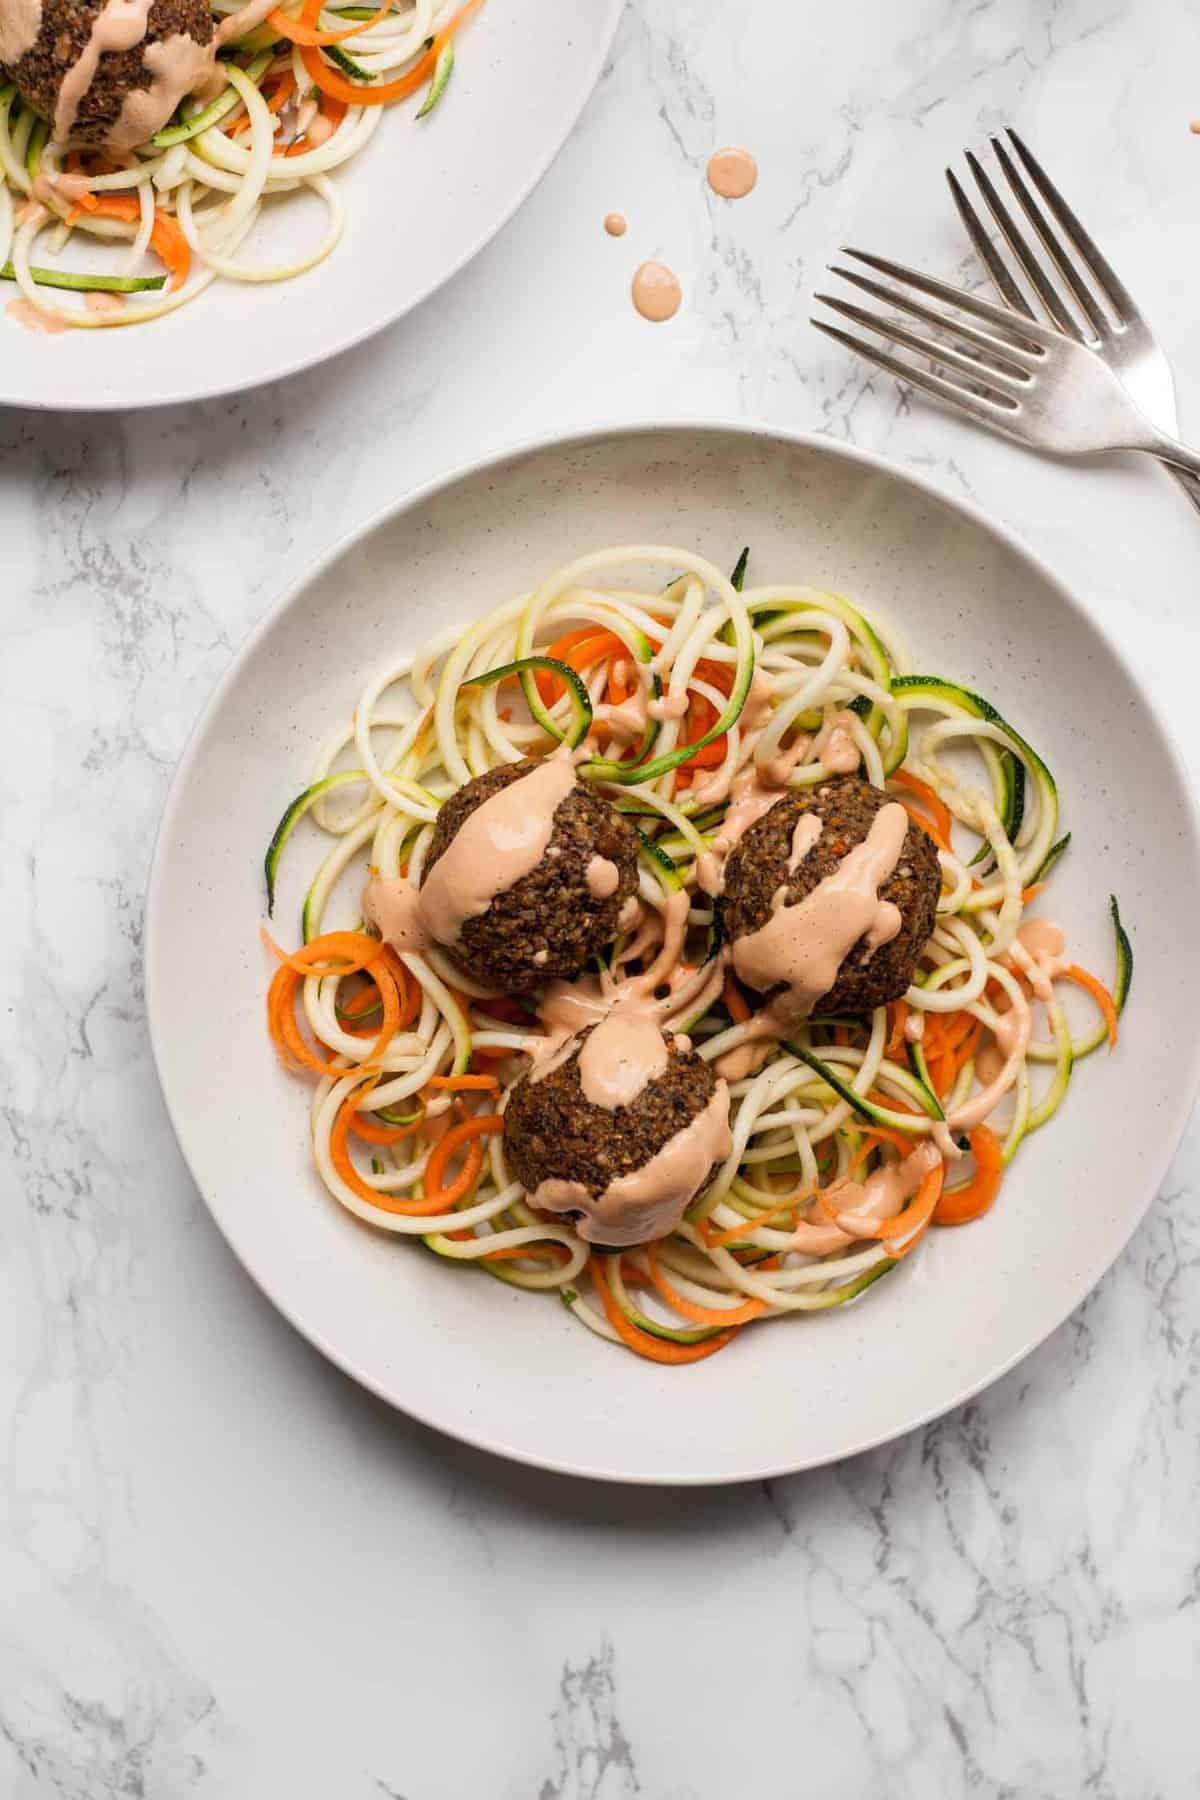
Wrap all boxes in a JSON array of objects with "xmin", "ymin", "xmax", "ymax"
[
  {"xmin": 632, "ymin": 261, "xmax": 681, "ymax": 322},
  {"xmin": 707, "ymin": 146, "xmax": 757, "ymax": 198},
  {"xmin": 604, "ymin": 212, "xmax": 627, "ymax": 237}
]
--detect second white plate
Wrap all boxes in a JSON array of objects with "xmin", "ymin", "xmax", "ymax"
[{"xmin": 0, "ymin": 0, "xmax": 622, "ymax": 410}]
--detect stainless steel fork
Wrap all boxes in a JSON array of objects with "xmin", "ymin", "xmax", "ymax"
[
  {"xmin": 811, "ymin": 253, "xmax": 1200, "ymax": 481},
  {"xmin": 946, "ymin": 127, "xmax": 1200, "ymax": 514}
]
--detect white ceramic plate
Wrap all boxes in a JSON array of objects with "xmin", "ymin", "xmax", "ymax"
[
  {"xmin": 0, "ymin": 0, "xmax": 621, "ymax": 411},
  {"xmin": 146, "ymin": 424, "xmax": 1200, "ymax": 1485}
]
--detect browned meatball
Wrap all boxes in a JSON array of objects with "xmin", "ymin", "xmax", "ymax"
[
  {"xmin": 504, "ymin": 1026, "xmax": 720, "ymax": 1233},
  {"xmin": 424, "ymin": 759, "xmax": 640, "ymax": 993},
  {"xmin": 10, "ymin": 0, "xmax": 215, "ymax": 149},
  {"xmin": 720, "ymin": 775, "xmax": 940, "ymax": 1015}
]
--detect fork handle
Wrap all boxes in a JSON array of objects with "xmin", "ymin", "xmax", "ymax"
[
  {"xmin": 1137, "ymin": 429, "xmax": 1200, "ymax": 486},
  {"xmin": 1166, "ymin": 466, "xmax": 1200, "ymax": 518}
]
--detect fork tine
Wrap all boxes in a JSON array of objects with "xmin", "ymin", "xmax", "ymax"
[
  {"xmin": 962, "ymin": 150, "xmax": 1081, "ymax": 338},
  {"xmin": 945, "ymin": 168, "xmax": 1034, "ymax": 319},
  {"xmin": 989, "ymin": 135, "xmax": 1111, "ymax": 341},
  {"xmin": 1005, "ymin": 127, "xmax": 1136, "ymax": 325},
  {"xmin": 813, "ymin": 293, "xmax": 1026, "ymax": 397},
  {"xmin": 828, "ymin": 265, "xmax": 1034, "ymax": 376},
  {"xmin": 810, "ymin": 317, "xmax": 1024, "ymax": 431},
  {"xmin": 840, "ymin": 247, "xmax": 1060, "ymax": 349}
]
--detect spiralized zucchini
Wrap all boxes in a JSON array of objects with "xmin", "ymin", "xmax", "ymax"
[{"xmin": 262, "ymin": 543, "xmax": 1131, "ymax": 1363}]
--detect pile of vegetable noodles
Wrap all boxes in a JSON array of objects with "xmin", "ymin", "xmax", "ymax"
[
  {"xmin": 262, "ymin": 543, "xmax": 1132, "ymax": 1365},
  {"xmin": 0, "ymin": 0, "xmax": 482, "ymax": 330}
]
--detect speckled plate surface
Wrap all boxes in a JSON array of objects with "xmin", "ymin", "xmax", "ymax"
[
  {"xmin": 145, "ymin": 423, "xmax": 1200, "ymax": 1484},
  {"xmin": 0, "ymin": 0, "xmax": 622, "ymax": 411}
]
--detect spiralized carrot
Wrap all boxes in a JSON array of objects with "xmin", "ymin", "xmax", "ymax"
[
  {"xmin": 427, "ymin": 1074, "xmax": 499, "ymax": 1091},
  {"xmin": 892, "ymin": 769, "xmax": 953, "ymax": 841},
  {"xmin": 299, "ymin": 0, "xmax": 485, "ymax": 109},
  {"xmin": 263, "ymin": 926, "xmax": 382, "ymax": 977},
  {"xmin": 68, "ymin": 192, "xmax": 192, "ymax": 289},
  {"xmin": 703, "ymin": 1191, "xmax": 805, "ymax": 1246},
  {"xmin": 722, "ymin": 976, "xmax": 751, "ymax": 1024},
  {"xmin": 934, "ymin": 1126, "xmax": 1003, "ymax": 1226},
  {"xmin": 268, "ymin": 0, "xmax": 392, "ymax": 47},
  {"xmin": 1058, "ymin": 964, "xmax": 1119, "ymax": 1050},
  {"xmin": 531, "ymin": 629, "xmax": 619, "ymax": 703},
  {"xmin": 268, "ymin": 964, "xmax": 352, "ymax": 1078},
  {"xmin": 590, "ymin": 1258, "xmax": 738, "ymax": 1364},
  {"xmin": 643, "ymin": 1246, "xmax": 768, "ymax": 1325},
  {"xmin": 885, "ymin": 1000, "xmax": 909, "ymax": 1058},
  {"xmin": 878, "ymin": 1163, "xmax": 945, "ymax": 1255},
  {"xmin": 349, "ymin": 1108, "xmax": 424, "ymax": 1146},
  {"xmin": 422, "ymin": 1114, "xmax": 503, "ymax": 1211}
]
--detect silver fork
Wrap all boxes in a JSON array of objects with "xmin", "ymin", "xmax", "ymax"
[
  {"xmin": 946, "ymin": 127, "xmax": 1200, "ymax": 515},
  {"xmin": 810, "ymin": 252, "xmax": 1200, "ymax": 481}
]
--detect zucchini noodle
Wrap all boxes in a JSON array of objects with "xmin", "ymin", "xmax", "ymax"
[
  {"xmin": 0, "ymin": 0, "xmax": 481, "ymax": 332},
  {"xmin": 261, "ymin": 544, "xmax": 1133, "ymax": 1363}
]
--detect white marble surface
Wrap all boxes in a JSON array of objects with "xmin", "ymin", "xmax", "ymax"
[{"xmin": 4, "ymin": 1, "xmax": 1200, "ymax": 1793}]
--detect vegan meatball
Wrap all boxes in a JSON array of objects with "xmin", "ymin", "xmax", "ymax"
[
  {"xmin": 9, "ymin": 0, "xmax": 216, "ymax": 150},
  {"xmin": 720, "ymin": 775, "xmax": 940, "ymax": 1015},
  {"xmin": 504, "ymin": 1026, "xmax": 728, "ymax": 1246},
  {"xmin": 424, "ymin": 758, "xmax": 640, "ymax": 993}
]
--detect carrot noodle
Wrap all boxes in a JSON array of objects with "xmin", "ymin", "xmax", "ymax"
[{"xmin": 260, "ymin": 541, "xmax": 1128, "ymax": 1360}]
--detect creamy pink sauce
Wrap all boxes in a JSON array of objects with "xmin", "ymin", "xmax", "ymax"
[
  {"xmin": 585, "ymin": 855, "xmax": 619, "ymax": 900},
  {"xmin": 526, "ymin": 889, "xmax": 721, "ymax": 1239},
  {"xmin": 576, "ymin": 993, "xmax": 669, "ymax": 1108},
  {"xmin": 760, "ymin": 733, "xmax": 812, "ymax": 788},
  {"xmin": 32, "ymin": 170, "xmax": 93, "ymax": 206},
  {"xmin": 822, "ymin": 717, "xmax": 860, "ymax": 774},
  {"xmin": 691, "ymin": 672, "xmax": 775, "ymax": 808},
  {"xmin": 365, "ymin": 749, "xmax": 577, "ymax": 954},
  {"xmin": 720, "ymin": 764, "xmax": 783, "ymax": 840},
  {"xmin": 303, "ymin": 111, "xmax": 336, "ymax": 149},
  {"xmin": 632, "ymin": 261, "xmax": 681, "ymax": 322},
  {"xmin": 1018, "ymin": 919, "xmax": 1065, "ymax": 960},
  {"xmin": 55, "ymin": 0, "xmax": 155, "ymax": 142},
  {"xmin": 948, "ymin": 988, "xmax": 1031, "ymax": 1134},
  {"xmin": 787, "ymin": 812, "xmax": 822, "ymax": 872},
  {"xmin": 84, "ymin": 289, "xmax": 126, "ymax": 314},
  {"xmin": 604, "ymin": 212, "xmax": 627, "ymax": 237},
  {"xmin": 109, "ymin": 32, "xmax": 217, "ymax": 152},
  {"xmin": 733, "ymin": 802, "xmax": 906, "ymax": 1017},
  {"xmin": 618, "ymin": 895, "xmax": 641, "ymax": 933},
  {"xmin": 823, "ymin": 1140, "xmax": 940, "ymax": 1239},
  {"xmin": 533, "ymin": 1083, "xmax": 732, "ymax": 1247},
  {"xmin": 0, "ymin": 0, "xmax": 42, "ymax": 66},
  {"xmin": 13, "ymin": 198, "xmax": 46, "ymax": 228},
  {"xmin": 596, "ymin": 693, "xmax": 648, "ymax": 743},
  {"xmin": 740, "ymin": 669, "xmax": 776, "ymax": 732},
  {"xmin": 537, "ymin": 976, "xmax": 609, "ymax": 1043},
  {"xmin": 647, "ymin": 691, "xmax": 689, "ymax": 721},
  {"xmin": 706, "ymin": 146, "xmax": 757, "ymax": 199},
  {"xmin": 695, "ymin": 853, "xmax": 725, "ymax": 898},
  {"xmin": 6, "ymin": 298, "xmax": 68, "ymax": 334},
  {"xmin": 904, "ymin": 1010, "xmax": 925, "ymax": 1041},
  {"xmin": 362, "ymin": 877, "xmax": 429, "ymax": 954}
]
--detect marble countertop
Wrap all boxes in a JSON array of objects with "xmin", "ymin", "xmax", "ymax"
[{"xmin": 4, "ymin": 2, "xmax": 1200, "ymax": 1794}]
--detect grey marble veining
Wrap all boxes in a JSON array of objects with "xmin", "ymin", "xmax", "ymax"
[{"xmin": 3, "ymin": 1, "xmax": 1200, "ymax": 1795}]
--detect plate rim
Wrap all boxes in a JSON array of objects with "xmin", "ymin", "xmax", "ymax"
[
  {"xmin": 4, "ymin": 0, "xmax": 625, "ymax": 414},
  {"xmin": 145, "ymin": 416, "xmax": 1200, "ymax": 1484}
]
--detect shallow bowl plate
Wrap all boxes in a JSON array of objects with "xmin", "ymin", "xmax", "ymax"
[
  {"xmin": 146, "ymin": 423, "xmax": 1200, "ymax": 1484},
  {"xmin": 0, "ymin": 0, "xmax": 622, "ymax": 410}
]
